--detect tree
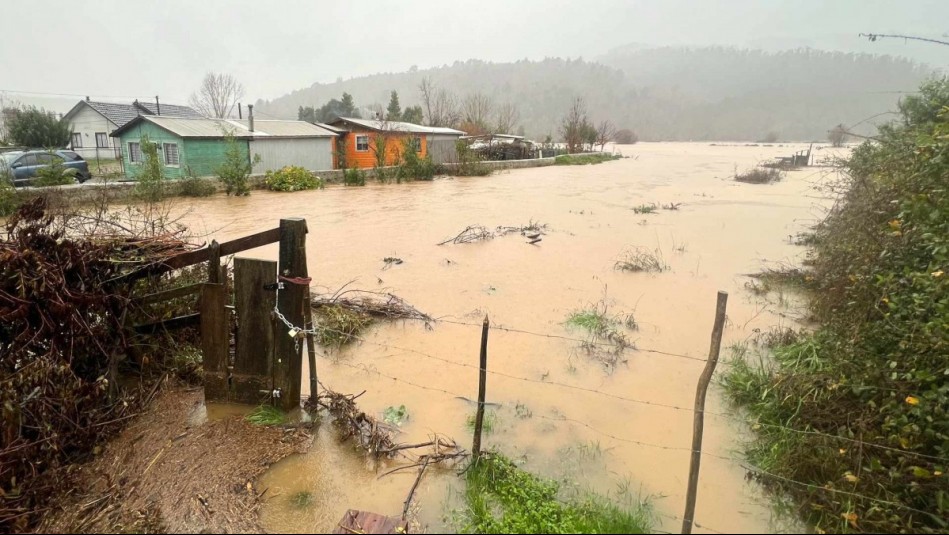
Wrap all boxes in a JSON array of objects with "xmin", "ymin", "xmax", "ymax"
[
  {"xmin": 419, "ymin": 77, "xmax": 460, "ymax": 128},
  {"xmin": 341, "ymin": 92, "xmax": 357, "ymax": 117},
  {"xmin": 494, "ymin": 103, "xmax": 520, "ymax": 134},
  {"xmin": 386, "ymin": 91, "xmax": 402, "ymax": 121},
  {"xmin": 7, "ymin": 106, "xmax": 71, "ymax": 148},
  {"xmin": 594, "ymin": 120, "xmax": 617, "ymax": 151},
  {"xmin": 461, "ymin": 93, "xmax": 493, "ymax": 135},
  {"xmin": 402, "ymin": 105, "xmax": 424, "ymax": 125},
  {"xmin": 559, "ymin": 98, "xmax": 589, "ymax": 153},
  {"xmin": 299, "ymin": 93, "xmax": 361, "ymax": 123},
  {"xmin": 615, "ymin": 129, "xmax": 638, "ymax": 144},
  {"xmin": 189, "ymin": 72, "xmax": 245, "ymax": 118},
  {"xmin": 828, "ymin": 124, "xmax": 849, "ymax": 147}
]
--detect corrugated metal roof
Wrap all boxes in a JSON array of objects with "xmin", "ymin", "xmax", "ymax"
[
  {"xmin": 111, "ymin": 116, "xmax": 338, "ymax": 139},
  {"xmin": 331, "ymin": 117, "xmax": 465, "ymax": 136}
]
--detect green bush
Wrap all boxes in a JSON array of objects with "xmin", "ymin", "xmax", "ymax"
[
  {"xmin": 0, "ymin": 169, "xmax": 17, "ymax": 216},
  {"xmin": 135, "ymin": 136, "xmax": 166, "ymax": 202},
  {"xmin": 216, "ymin": 131, "xmax": 259, "ymax": 196},
  {"xmin": 264, "ymin": 165, "xmax": 323, "ymax": 192},
  {"xmin": 34, "ymin": 153, "xmax": 77, "ymax": 187},
  {"xmin": 343, "ymin": 167, "xmax": 366, "ymax": 186},
  {"xmin": 453, "ymin": 140, "xmax": 493, "ymax": 176},
  {"xmin": 397, "ymin": 141, "xmax": 436, "ymax": 181},
  {"xmin": 178, "ymin": 171, "xmax": 216, "ymax": 197},
  {"xmin": 722, "ymin": 78, "xmax": 949, "ymax": 533},
  {"xmin": 554, "ymin": 153, "xmax": 620, "ymax": 165}
]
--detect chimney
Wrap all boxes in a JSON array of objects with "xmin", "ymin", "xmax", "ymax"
[
  {"xmin": 155, "ymin": 95, "xmax": 161, "ymax": 116},
  {"xmin": 237, "ymin": 103, "xmax": 242, "ymax": 119},
  {"xmin": 85, "ymin": 96, "xmax": 90, "ymax": 102},
  {"xmin": 247, "ymin": 104, "xmax": 254, "ymax": 132}
]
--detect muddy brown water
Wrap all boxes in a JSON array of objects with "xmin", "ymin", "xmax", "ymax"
[{"xmin": 177, "ymin": 143, "xmax": 843, "ymax": 533}]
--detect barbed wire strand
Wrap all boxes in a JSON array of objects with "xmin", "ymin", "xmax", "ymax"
[{"xmin": 276, "ymin": 297, "xmax": 949, "ymax": 466}]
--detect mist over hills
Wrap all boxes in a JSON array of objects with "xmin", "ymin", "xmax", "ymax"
[{"xmin": 256, "ymin": 46, "xmax": 935, "ymax": 142}]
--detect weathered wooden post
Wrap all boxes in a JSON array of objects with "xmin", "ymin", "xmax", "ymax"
[
  {"xmin": 274, "ymin": 218, "xmax": 308, "ymax": 411},
  {"xmin": 208, "ymin": 240, "xmax": 222, "ymax": 284},
  {"xmin": 471, "ymin": 315, "xmax": 489, "ymax": 462},
  {"xmin": 232, "ymin": 258, "xmax": 277, "ymax": 404},
  {"xmin": 201, "ymin": 283, "xmax": 229, "ymax": 401},
  {"xmin": 681, "ymin": 291, "xmax": 728, "ymax": 534},
  {"xmin": 304, "ymin": 287, "xmax": 319, "ymax": 400}
]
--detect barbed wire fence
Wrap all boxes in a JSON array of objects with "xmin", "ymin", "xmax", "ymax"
[{"xmin": 271, "ymin": 283, "xmax": 948, "ymax": 534}]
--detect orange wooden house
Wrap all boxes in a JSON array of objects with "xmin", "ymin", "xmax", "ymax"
[{"xmin": 326, "ymin": 117, "xmax": 465, "ymax": 169}]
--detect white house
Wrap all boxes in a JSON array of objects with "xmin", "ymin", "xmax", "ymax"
[{"xmin": 62, "ymin": 98, "xmax": 203, "ymax": 160}]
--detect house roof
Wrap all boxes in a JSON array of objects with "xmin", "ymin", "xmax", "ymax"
[
  {"xmin": 63, "ymin": 99, "xmax": 203, "ymax": 128},
  {"xmin": 329, "ymin": 117, "xmax": 466, "ymax": 136},
  {"xmin": 110, "ymin": 115, "xmax": 338, "ymax": 139}
]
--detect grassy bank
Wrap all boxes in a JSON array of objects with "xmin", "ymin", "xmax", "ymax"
[
  {"xmin": 554, "ymin": 153, "xmax": 621, "ymax": 165},
  {"xmin": 722, "ymin": 79, "xmax": 949, "ymax": 532},
  {"xmin": 459, "ymin": 454, "xmax": 652, "ymax": 534}
]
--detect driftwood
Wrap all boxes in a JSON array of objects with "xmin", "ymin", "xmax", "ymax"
[
  {"xmin": 311, "ymin": 289, "xmax": 433, "ymax": 322},
  {"xmin": 438, "ymin": 222, "xmax": 548, "ymax": 245},
  {"xmin": 308, "ymin": 390, "xmax": 398, "ymax": 456}
]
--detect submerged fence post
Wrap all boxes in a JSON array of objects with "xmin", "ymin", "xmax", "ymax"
[
  {"xmin": 201, "ymin": 283, "xmax": 229, "ymax": 402},
  {"xmin": 472, "ymin": 315, "xmax": 489, "ymax": 462},
  {"xmin": 274, "ymin": 218, "xmax": 308, "ymax": 411},
  {"xmin": 682, "ymin": 291, "xmax": 728, "ymax": 534},
  {"xmin": 304, "ymin": 287, "xmax": 318, "ymax": 401}
]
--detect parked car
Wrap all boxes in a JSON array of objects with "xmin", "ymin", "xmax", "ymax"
[{"xmin": 0, "ymin": 149, "xmax": 91, "ymax": 186}]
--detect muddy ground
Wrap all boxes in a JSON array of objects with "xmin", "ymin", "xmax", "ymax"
[{"xmin": 38, "ymin": 380, "xmax": 311, "ymax": 534}]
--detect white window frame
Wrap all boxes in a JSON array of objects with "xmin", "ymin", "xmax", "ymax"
[
  {"xmin": 95, "ymin": 132, "xmax": 109, "ymax": 148},
  {"xmin": 128, "ymin": 142, "xmax": 142, "ymax": 164},
  {"xmin": 71, "ymin": 132, "xmax": 82, "ymax": 148},
  {"xmin": 162, "ymin": 142, "xmax": 180, "ymax": 167},
  {"xmin": 355, "ymin": 135, "xmax": 369, "ymax": 152}
]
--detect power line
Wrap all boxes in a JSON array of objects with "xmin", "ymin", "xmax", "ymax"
[{"xmin": 0, "ymin": 88, "xmax": 189, "ymax": 104}]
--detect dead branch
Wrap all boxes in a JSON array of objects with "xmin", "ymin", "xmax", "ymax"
[{"xmin": 311, "ymin": 289, "xmax": 432, "ymax": 322}]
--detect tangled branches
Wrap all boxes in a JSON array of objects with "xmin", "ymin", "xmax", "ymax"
[
  {"xmin": 0, "ymin": 198, "xmax": 192, "ymax": 531},
  {"xmin": 438, "ymin": 221, "xmax": 548, "ymax": 245}
]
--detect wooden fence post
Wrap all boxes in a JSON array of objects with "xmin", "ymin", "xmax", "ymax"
[
  {"xmin": 472, "ymin": 315, "xmax": 489, "ymax": 462},
  {"xmin": 681, "ymin": 291, "xmax": 728, "ymax": 534},
  {"xmin": 274, "ymin": 218, "xmax": 308, "ymax": 411},
  {"xmin": 208, "ymin": 239, "xmax": 222, "ymax": 284},
  {"xmin": 232, "ymin": 258, "xmax": 277, "ymax": 404},
  {"xmin": 201, "ymin": 283, "xmax": 229, "ymax": 402},
  {"xmin": 304, "ymin": 287, "xmax": 318, "ymax": 401}
]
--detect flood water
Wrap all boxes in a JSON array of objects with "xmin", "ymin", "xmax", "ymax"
[{"xmin": 177, "ymin": 142, "xmax": 842, "ymax": 533}]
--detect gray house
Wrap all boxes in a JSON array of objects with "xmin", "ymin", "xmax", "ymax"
[{"xmin": 63, "ymin": 98, "xmax": 203, "ymax": 160}]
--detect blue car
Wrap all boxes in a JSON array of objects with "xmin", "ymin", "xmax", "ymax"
[{"xmin": 0, "ymin": 149, "xmax": 91, "ymax": 187}]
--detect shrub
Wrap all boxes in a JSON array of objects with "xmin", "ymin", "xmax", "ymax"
[
  {"xmin": 614, "ymin": 248, "xmax": 667, "ymax": 272},
  {"xmin": 34, "ymin": 153, "xmax": 77, "ymax": 187},
  {"xmin": 722, "ymin": 78, "xmax": 949, "ymax": 533},
  {"xmin": 177, "ymin": 170, "xmax": 216, "ymax": 197},
  {"xmin": 0, "ymin": 167, "xmax": 17, "ymax": 216},
  {"xmin": 615, "ymin": 128, "xmax": 638, "ymax": 144},
  {"xmin": 453, "ymin": 140, "xmax": 492, "ymax": 176},
  {"xmin": 397, "ymin": 143, "xmax": 436, "ymax": 181},
  {"xmin": 6, "ymin": 106, "xmax": 71, "ymax": 148},
  {"xmin": 216, "ymin": 131, "xmax": 259, "ymax": 196},
  {"xmin": 734, "ymin": 166, "xmax": 783, "ymax": 184},
  {"xmin": 135, "ymin": 136, "xmax": 166, "ymax": 201},
  {"xmin": 264, "ymin": 165, "xmax": 323, "ymax": 192},
  {"xmin": 343, "ymin": 167, "xmax": 366, "ymax": 186}
]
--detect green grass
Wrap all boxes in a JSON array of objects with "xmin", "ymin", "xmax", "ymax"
[
  {"xmin": 466, "ymin": 410, "xmax": 498, "ymax": 434},
  {"xmin": 245, "ymin": 405, "xmax": 287, "ymax": 426},
  {"xmin": 554, "ymin": 153, "xmax": 621, "ymax": 166},
  {"xmin": 459, "ymin": 454, "xmax": 652, "ymax": 534},
  {"xmin": 614, "ymin": 249, "xmax": 667, "ymax": 273},
  {"xmin": 632, "ymin": 204, "xmax": 657, "ymax": 214},
  {"xmin": 565, "ymin": 309, "xmax": 614, "ymax": 335}
]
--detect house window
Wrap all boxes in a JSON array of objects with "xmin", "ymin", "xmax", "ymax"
[
  {"xmin": 410, "ymin": 136, "xmax": 421, "ymax": 153},
  {"xmin": 355, "ymin": 135, "xmax": 369, "ymax": 152},
  {"xmin": 95, "ymin": 132, "xmax": 109, "ymax": 148},
  {"xmin": 163, "ymin": 143, "xmax": 180, "ymax": 166},
  {"xmin": 128, "ymin": 142, "xmax": 142, "ymax": 164},
  {"xmin": 71, "ymin": 132, "xmax": 82, "ymax": 148}
]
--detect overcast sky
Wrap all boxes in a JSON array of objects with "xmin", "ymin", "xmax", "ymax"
[{"xmin": 0, "ymin": 0, "xmax": 946, "ymax": 109}]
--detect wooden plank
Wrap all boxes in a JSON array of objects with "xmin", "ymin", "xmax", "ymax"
[
  {"xmin": 232, "ymin": 258, "xmax": 277, "ymax": 404},
  {"xmin": 135, "ymin": 283, "xmax": 203, "ymax": 305},
  {"xmin": 121, "ymin": 227, "xmax": 282, "ymax": 283},
  {"xmin": 201, "ymin": 283, "xmax": 229, "ymax": 403},
  {"xmin": 133, "ymin": 313, "xmax": 200, "ymax": 334},
  {"xmin": 332, "ymin": 510, "xmax": 408, "ymax": 534},
  {"xmin": 273, "ymin": 218, "xmax": 308, "ymax": 411},
  {"xmin": 208, "ymin": 240, "xmax": 222, "ymax": 284}
]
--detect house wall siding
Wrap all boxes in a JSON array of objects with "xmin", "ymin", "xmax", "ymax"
[
  {"xmin": 116, "ymin": 121, "xmax": 187, "ymax": 179},
  {"xmin": 426, "ymin": 134, "xmax": 462, "ymax": 164},
  {"xmin": 184, "ymin": 139, "xmax": 247, "ymax": 178},
  {"xmin": 68, "ymin": 105, "xmax": 119, "ymax": 160},
  {"xmin": 250, "ymin": 137, "xmax": 333, "ymax": 173},
  {"xmin": 341, "ymin": 128, "xmax": 427, "ymax": 169}
]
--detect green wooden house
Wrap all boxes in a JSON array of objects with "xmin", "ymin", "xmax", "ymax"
[{"xmin": 110, "ymin": 115, "xmax": 337, "ymax": 180}]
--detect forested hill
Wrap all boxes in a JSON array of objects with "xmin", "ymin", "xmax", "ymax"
[{"xmin": 255, "ymin": 46, "xmax": 934, "ymax": 141}]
